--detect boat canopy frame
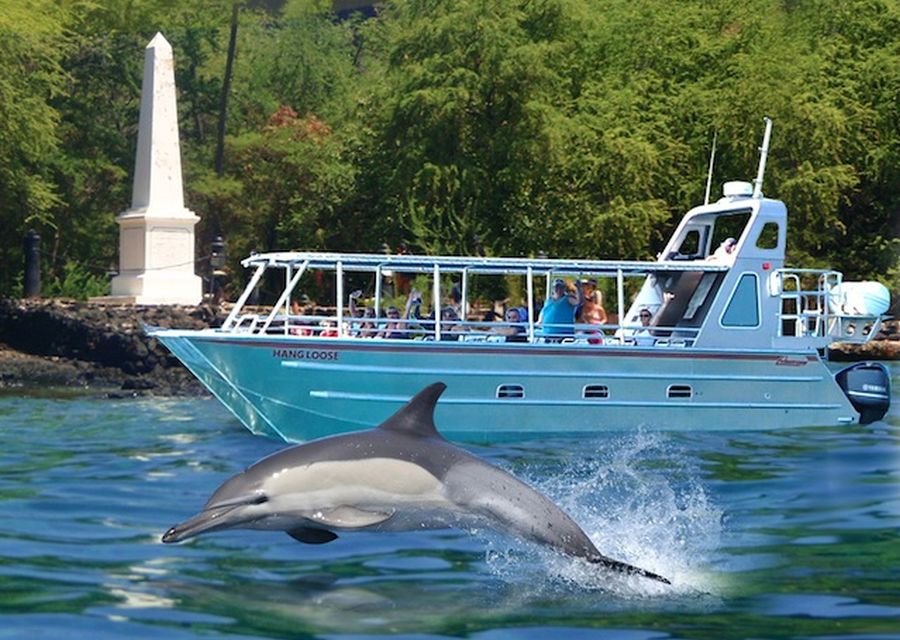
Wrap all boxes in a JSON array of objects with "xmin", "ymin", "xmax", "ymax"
[{"xmin": 223, "ymin": 251, "xmax": 734, "ymax": 345}]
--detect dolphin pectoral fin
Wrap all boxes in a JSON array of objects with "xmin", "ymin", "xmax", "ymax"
[
  {"xmin": 287, "ymin": 527, "xmax": 339, "ymax": 544},
  {"xmin": 306, "ymin": 506, "xmax": 394, "ymax": 529},
  {"xmin": 589, "ymin": 554, "xmax": 671, "ymax": 585}
]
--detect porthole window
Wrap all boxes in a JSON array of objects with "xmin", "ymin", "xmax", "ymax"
[
  {"xmin": 583, "ymin": 385, "xmax": 610, "ymax": 399},
  {"xmin": 667, "ymin": 384, "xmax": 693, "ymax": 399},
  {"xmin": 497, "ymin": 384, "xmax": 525, "ymax": 399}
]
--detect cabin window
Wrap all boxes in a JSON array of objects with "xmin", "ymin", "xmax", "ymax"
[
  {"xmin": 683, "ymin": 273, "xmax": 720, "ymax": 320},
  {"xmin": 721, "ymin": 273, "xmax": 760, "ymax": 327},
  {"xmin": 710, "ymin": 211, "xmax": 751, "ymax": 255},
  {"xmin": 497, "ymin": 384, "xmax": 525, "ymax": 399},
  {"xmin": 583, "ymin": 384, "xmax": 609, "ymax": 399},
  {"xmin": 755, "ymin": 222, "xmax": 780, "ymax": 250},
  {"xmin": 667, "ymin": 384, "xmax": 693, "ymax": 399},
  {"xmin": 675, "ymin": 229, "xmax": 702, "ymax": 258}
]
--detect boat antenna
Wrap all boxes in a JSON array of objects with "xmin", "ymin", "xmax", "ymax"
[
  {"xmin": 704, "ymin": 129, "xmax": 717, "ymax": 205},
  {"xmin": 752, "ymin": 116, "xmax": 773, "ymax": 199}
]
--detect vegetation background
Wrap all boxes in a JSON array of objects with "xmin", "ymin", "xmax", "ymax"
[{"xmin": 0, "ymin": 0, "xmax": 897, "ymax": 302}]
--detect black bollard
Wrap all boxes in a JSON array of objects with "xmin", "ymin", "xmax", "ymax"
[
  {"xmin": 23, "ymin": 230, "xmax": 41, "ymax": 298},
  {"xmin": 210, "ymin": 236, "xmax": 227, "ymax": 303}
]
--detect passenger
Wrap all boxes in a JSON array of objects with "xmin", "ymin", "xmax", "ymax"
[
  {"xmin": 493, "ymin": 306, "xmax": 528, "ymax": 342},
  {"xmin": 577, "ymin": 278, "xmax": 607, "ymax": 344},
  {"xmin": 348, "ymin": 291, "xmax": 377, "ymax": 338},
  {"xmin": 708, "ymin": 237, "xmax": 737, "ymax": 262},
  {"xmin": 537, "ymin": 278, "xmax": 583, "ymax": 341},
  {"xmin": 288, "ymin": 299, "xmax": 312, "ymax": 335},
  {"xmin": 438, "ymin": 305, "xmax": 467, "ymax": 340},
  {"xmin": 375, "ymin": 305, "xmax": 407, "ymax": 339},
  {"xmin": 319, "ymin": 319, "xmax": 338, "ymax": 338},
  {"xmin": 376, "ymin": 290, "xmax": 420, "ymax": 339},
  {"xmin": 448, "ymin": 283, "xmax": 463, "ymax": 317},
  {"xmin": 578, "ymin": 279, "xmax": 607, "ymax": 325},
  {"xmin": 632, "ymin": 307, "xmax": 655, "ymax": 346}
]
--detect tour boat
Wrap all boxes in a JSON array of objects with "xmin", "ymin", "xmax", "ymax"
[{"xmin": 150, "ymin": 120, "xmax": 891, "ymax": 442}]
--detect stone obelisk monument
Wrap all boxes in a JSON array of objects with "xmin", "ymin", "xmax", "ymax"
[{"xmin": 109, "ymin": 32, "xmax": 202, "ymax": 305}]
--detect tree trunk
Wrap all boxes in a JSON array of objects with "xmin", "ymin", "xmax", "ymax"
[{"xmin": 214, "ymin": 2, "xmax": 240, "ymax": 177}]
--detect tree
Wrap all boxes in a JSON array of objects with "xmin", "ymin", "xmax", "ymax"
[
  {"xmin": 367, "ymin": 0, "xmax": 585, "ymax": 257},
  {"xmin": 0, "ymin": 0, "xmax": 68, "ymax": 293}
]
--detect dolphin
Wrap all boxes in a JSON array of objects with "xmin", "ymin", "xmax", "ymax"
[{"xmin": 162, "ymin": 382, "xmax": 669, "ymax": 584}]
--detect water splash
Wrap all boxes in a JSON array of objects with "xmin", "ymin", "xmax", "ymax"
[{"xmin": 485, "ymin": 431, "xmax": 725, "ymax": 598}]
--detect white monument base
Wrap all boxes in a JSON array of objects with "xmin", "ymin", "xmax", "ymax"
[{"xmin": 109, "ymin": 208, "xmax": 203, "ymax": 305}]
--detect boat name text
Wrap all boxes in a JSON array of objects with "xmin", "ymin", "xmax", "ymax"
[
  {"xmin": 775, "ymin": 356, "xmax": 808, "ymax": 367},
  {"xmin": 274, "ymin": 348, "xmax": 339, "ymax": 361}
]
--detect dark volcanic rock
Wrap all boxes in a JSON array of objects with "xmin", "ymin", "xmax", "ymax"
[{"xmin": 0, "ymin": 298, "xmax": 229, "ymax": 396}]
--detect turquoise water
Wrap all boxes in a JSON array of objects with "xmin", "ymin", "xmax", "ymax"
[{"xmin": 1, "ymin": 365, "xmax": 898, "ymax": 639}]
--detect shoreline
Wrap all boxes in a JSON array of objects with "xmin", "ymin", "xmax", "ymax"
[
  {"xmin": 0, "ymin": 298, "xmax": 227, "ymax": 397},
  {"xmin": 0, "ymin": 298, "xmax": 896, "ymax": 398}
]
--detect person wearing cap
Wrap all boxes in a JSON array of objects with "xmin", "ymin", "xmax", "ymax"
[
  {"xmin": 537, "ymin": 277, "xmax": 583, "ymax": 340},
  {"xmin": 708, "ymin": 237, "xmax": 737, "ymax": 262}
]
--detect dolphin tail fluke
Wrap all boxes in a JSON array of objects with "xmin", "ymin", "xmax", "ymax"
[{"xmin": 589, "ymin": 554, "xmax": 671, "ymax": 585}]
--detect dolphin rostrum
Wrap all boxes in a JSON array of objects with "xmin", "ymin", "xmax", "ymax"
[{"xmin": 162, "ymin": 382, "xmax": 669, "ymax": 584}]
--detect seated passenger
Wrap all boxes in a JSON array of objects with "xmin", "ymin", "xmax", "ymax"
[
  {"xmin": 632, "ymin": 307, "xmax": 655, "ymax": 346},
  {"xmin": 492, "ymin": 307, "xmax": 528, "ymax": 342},
  {"xmin": 319, "ymin": 319, "xmax": 338, "ymax": 337},
  {"xmin": 537, "ymin": 278, "xmax": 583, "ymax": 341},
  {"xmin": 375, "ymin": 305, "xmax": 407, "ymax": 339},
  {"xmin": 438, "ymin": 305, "xmax": 467, "ymax": 340},
  {"xmin": 707, "ymin": 237, "xmax": 737, "ymax": 262},
  {"xmin": 376, "ymin": 290, "xmax": 422, "ymax": 339},
  {"xmin": 348, "ymin": 290, "xmax": 376, "ymax": 338}
]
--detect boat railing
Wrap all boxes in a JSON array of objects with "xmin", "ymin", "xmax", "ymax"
[
  {"xmin": 771, "ymin": 268, "xmax": 883, "ymax": 344},
  {"xmin": 221, "ymin": 308, "xmax": 700, "ymax": 347}
]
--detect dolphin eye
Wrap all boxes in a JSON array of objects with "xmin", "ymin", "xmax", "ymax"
[{"xmin": 252, "ymin": 494, "xmax": 268, "ymax": 505}]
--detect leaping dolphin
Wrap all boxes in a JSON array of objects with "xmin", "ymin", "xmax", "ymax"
[{"xmin": 162, "ymin": 382, "xmax": 669, "ymax": 584}]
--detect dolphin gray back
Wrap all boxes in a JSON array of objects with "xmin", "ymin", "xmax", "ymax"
[{"xmin": 234, "ymin": 383, "xmax": 466, "ymax": 484}]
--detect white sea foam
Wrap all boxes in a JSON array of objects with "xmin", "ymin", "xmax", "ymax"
[{"xmin": 485, "ymin": 431, "xmax": 726, "ymax": 599}]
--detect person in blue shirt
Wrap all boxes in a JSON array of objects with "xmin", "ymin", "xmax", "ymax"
[{"xmin": 537, "ymin": 278, "xmax": 583, "ymax": 340}]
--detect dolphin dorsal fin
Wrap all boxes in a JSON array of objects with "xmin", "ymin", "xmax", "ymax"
[{"xmin": 378, "ymin": 382, "xmax": 447, "ymax": 439}]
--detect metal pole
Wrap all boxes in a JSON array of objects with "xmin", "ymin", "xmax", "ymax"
[
  {"xmin": 23, "ymin": 230, "xmax": 40, "ymax": 298},
  {"xmin": 704, "ymin": 130, "xmax": 717, "ymax": 205},
  {"xmin": 753, "ymin": 117, "xmax": 773, "ymax": 199},
  {"xmin": 526, "ymin": 267, "xmax": 535, "ymax": 342},
  {"xmin": 617, "ymin": 268, "xmax": 625, "ymax": 330}
]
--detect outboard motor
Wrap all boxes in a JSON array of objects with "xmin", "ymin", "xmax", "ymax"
[{"xmin": 835, "ymin": 362, "xmax": 891, "ymax": 424}]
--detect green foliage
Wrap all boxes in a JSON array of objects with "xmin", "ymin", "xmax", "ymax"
[
  {"xmin": 0, "ymin": 0, "xmax": 68, "ymax": 292},
  {"xmin": 0, "ymin": 0, "xmax": 897, "ymax": 299},
  {"xmin": 224, "ymin": 107, "xmax": 356, "ymax": 257},
  {"xmin": 43, "ymin": 261, "xmax": 110, "ymax": 300}
]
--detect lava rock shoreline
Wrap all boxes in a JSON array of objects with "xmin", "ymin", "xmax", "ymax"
[{"xmin": 0, "ymin": 298, "xmax": 228, "ymax": 397}]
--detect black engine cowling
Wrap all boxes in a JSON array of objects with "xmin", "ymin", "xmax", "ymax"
[{"xmin": 835, "ymin": 362, "xmax": 891, "ymax": 424}]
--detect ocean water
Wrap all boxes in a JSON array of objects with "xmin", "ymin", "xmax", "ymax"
[{"xmin": 1, "ymin": 365, "xmax": 898, "ymax": 639}]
